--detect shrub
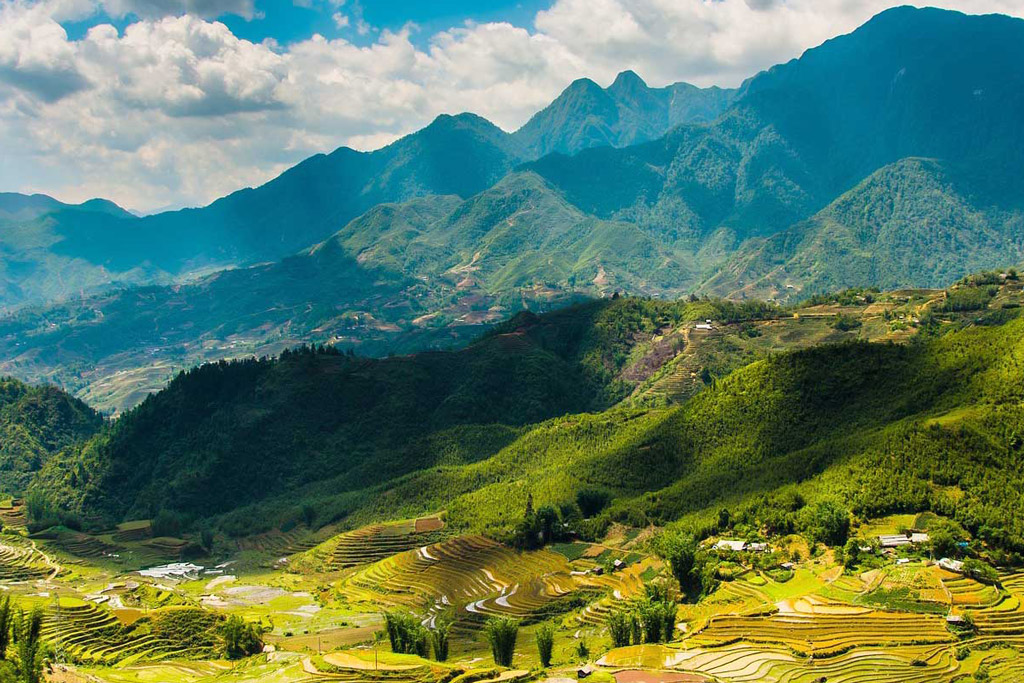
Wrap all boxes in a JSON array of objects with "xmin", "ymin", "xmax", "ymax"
[
  {"xmin": 15, "ymin": 607, "xmax": 45, "ymax": 683},
  {"xmin": 535, "ymin": 623, "xmax": 554, "ymax": 667},
  {"xmin": 484, "ymin": 617, "xmax": 518, "ymax": 667},
  {"xmin": 0, "ymin": 596, "xmax": 11, "ymax": 661}
]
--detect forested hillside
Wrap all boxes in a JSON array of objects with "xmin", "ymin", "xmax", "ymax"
[
  {"xmin": 23, "ymin": 273, "xmax": 1024, "ymax": 555},
  {"xmin": 0, "ymin": 377, "xmax": 102, "ymax": 495},
  {"xmin": 701, "ymin": 159, "xmax": 1024, "ymax": 299}
]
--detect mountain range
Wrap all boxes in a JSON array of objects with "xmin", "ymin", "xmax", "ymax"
[{"xmin": 2, "ymin": 6, "xmax": 1024, "ymax": 414}]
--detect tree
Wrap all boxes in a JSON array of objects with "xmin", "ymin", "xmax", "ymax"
[
  {"xmin": 429, "ymin": 616, "xmax": 451, "ymax": 662},
  {"xmin": 200, "ymin": 529, "xmax": 214, "ymax": 552},
  {"xmin": 0, "ymin": 596, "xmax": 11, "ymax": 660},
  {"xmin": 219, "ymin": 615, "xmax": 264, "ymax": 659},
  {"xmin": 15, "ymin": 608, "xmax": 44, "ymax": 683},
  {"xmin": 606, "ymin": 610, "xmax": 632, "ymax": 647},
  {"xmin": 842, "ymin": 538, "xmax": 860, "ymax": 568},
  {"xmin": 383, "ymin": 612, "xmax": 428, "ymax": 657},
  {"xmin": 484, "ymin": 617, "xmax": 518, "ymax": 667},
  {"xmin": 929, "ymin": 519, "xmax": 968, "ymax": 558},
  {"xmin": 717, "ymin": 508, "xmax": 731, "ymax": 530},
  {"xmin": 655, "ymin": 533, "xmax": 717, "ymax": 602},
  {"xmin": 535, "ymin": 623, "xmax": 554, "ymax": 668}
]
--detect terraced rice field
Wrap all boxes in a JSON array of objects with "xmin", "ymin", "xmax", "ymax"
[
  {"xmin": 663, "ymin": 642, "xmax": 958, "ymax": 682},
  {"xmin": 691, "ymin": 608, "xmax": 953, "ymax": 656},
  {"xmin": 0, "ymin": 503, "xmax": 27, "ymax": 527},
  {"xmin": 327, "ymin": 517, "xmax": 447, "ymax": 569},
  {"xmin": 42, "ymin": 599, "xmax": 219, "ymax": 666},
  {"xmin": 339, "ymin": 535, "xmax": 578, "ymax": 631},
  {"xmin": 939, "ymin": 570, "xmax": 1000, "ymax": 606},
  {"xmin": 111, "ymin": 521, "xmax": 152, "ymax": 543},
  {"xmin": 0, "ymin": 538, "xmax": 52, "ymax": 580},
  {"xmin": 235, "ymin": 528, "xmax": 321, "ymax": 556},
  {"xmin": 51, "ymin": 532, "xmax": 124, "ymax": 559},
  {"xmin": 577, "ymin": 558, "xmax": 667, "ymax": 628}
]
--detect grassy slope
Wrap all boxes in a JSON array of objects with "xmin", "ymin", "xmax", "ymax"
[{"xmin": 230, "ymin": 280, "xmax": 1024, "ymax": 554}]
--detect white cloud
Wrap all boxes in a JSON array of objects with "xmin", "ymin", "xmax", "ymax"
[{"xmin": 0, "ymin": 0, "xmax": 1022, "ymax": 212}]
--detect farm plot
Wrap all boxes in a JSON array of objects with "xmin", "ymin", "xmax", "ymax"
[
  {"xmin": 0, "ymin": 503, "xmax": 27, "ymax": 528},
  {"xmin": 0, "ymin": 538, "xmax": 52, "ymax": 581},
  {"xmin": 42, "ymin": 598, "xmax": 221, "ymax": 666},
  {"xmin": 111, "ymin": 521, "xmax": 152, "ymax": 543},
  {"xmin": 235, "ymin": 528, "xmax": 321, "ymax": 556},
  {"xmin": 690, "ymin": 608, "xmax": 953, "ymax": 656},
  {"xmin": 338, "ymin": 535, "xmax": 579, "ymax": 631},
  {"xmin": 48, "ymin": 531, "xmax": 123, "ymax": 560},
  {"xmin": 327, "ymin": 517, "xmax": 447, "ymax": 569}
]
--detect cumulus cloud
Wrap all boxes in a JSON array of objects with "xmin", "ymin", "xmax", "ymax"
[{"xmin": 1, "ymin": 0, "xmax": 1023, "ymax": 211}]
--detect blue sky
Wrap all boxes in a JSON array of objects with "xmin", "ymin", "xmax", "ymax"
[{"xmin": 62, "ymin": 0, "xmax": 555, "ymax": 46}]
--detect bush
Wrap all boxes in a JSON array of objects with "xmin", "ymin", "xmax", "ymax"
[
  {"xmin": 218, "ymin": 615, "xmax": 263, "ymax": 659},
  {"xmin": 484, "ymin": 618, "xmax": 518, "ymax": 667},
  {"xmin": 535, "ymin": 623, "xmax": 554, "ymax": 667}
]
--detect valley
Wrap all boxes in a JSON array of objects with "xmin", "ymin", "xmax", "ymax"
[{"xmin": 2, "ymin": 272, "xmax": 1024, "ymax": 682}]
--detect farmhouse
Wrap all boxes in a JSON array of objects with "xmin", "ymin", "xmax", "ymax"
[
  {"xmin": 939, "ymin": 557, "xmax": 965, "ymax": 573},
  {"xmin": 878, "ymin": 532, "xmax": 930, "ymax": 548},
  {"xmin": 714, "ymin": 540, "xmax": 748, "ymax": 552}
]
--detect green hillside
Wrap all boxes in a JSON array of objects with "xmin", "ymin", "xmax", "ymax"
[
  {"xmin": 23, "ymin": 274, "xmax": 1024, "ymax": 551},
  {"xmin": 198, "ymin": 274, "xmax": 1024, "ymax": 559},
  {"xmin": 700, "ymin": 158, "xmax": 1024, "ymax": 300},
  {"xmin": 0, "ymin": 376, "xmax": 102, "ymax": 496}
]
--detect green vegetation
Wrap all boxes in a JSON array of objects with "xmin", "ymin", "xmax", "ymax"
[
  {"xmin": 218, "ymin": 615, "xmax": 264, "ymax": 660},
  {"xmin": 383, "ymin": 612, "xmax": 429, "ymax": 657},
  {"xmin": 483, "ymin": 618, "xmax": 518, "ymax": 667},
  {"xmin": 0, "ymin": 378, "xmax": 101, "ymax": 497},
  {"xmin": 534, "ymin": 622, "xmax": 554, "ymax": 667}
]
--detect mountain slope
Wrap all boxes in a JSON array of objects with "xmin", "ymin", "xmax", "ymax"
[
  {"xmin": 267, "ymin": 284, "xmax": 1024, "ymax": 554},
  {"xmin": 526, "ymin": 6, "xmax": 1024, "ymax": 247},
  {"xmin": 0, "ymin": 76, "xmax": 732, "ymax": 312},
  {"xmin": 26, "ymin": 295, "xmax": 786, "ymax": 527},
  {"xmin": 700, "ymin": 158, "xmax": 1024, "ymax": 300},
  {"xmin": 0, "ymin": 194, "xmax": 157, "ymax": 309},
  {"xmin": 0, "ymin": 174, "xmax": 700, "ymax": 413},
  {"xmin": 0, "ymin": 377, "xmax": 102, "ymax": 496}
]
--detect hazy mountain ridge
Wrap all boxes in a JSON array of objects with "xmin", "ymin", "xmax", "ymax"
[{"xmin": 3, "ymin": 7, "xmax": 1024, "ymax": 413}]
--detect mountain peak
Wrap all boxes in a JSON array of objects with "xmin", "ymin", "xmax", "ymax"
[{"xmin": 609, "ymin": 70, "xmax": 648, "ymax": 92}]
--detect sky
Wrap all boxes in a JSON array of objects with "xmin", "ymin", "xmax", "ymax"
[{"xmin": 2, "ymin": 0, "xmax": 1024, "ymax": 212}]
